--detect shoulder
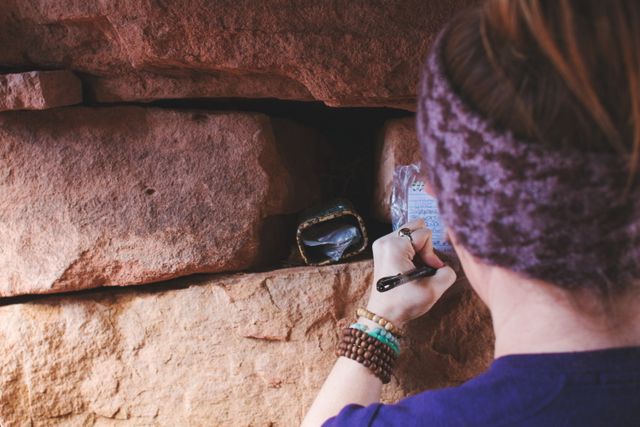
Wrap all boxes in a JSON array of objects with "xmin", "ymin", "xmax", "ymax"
[{"xmin": 323, "ymin": 362, "xmax": 564, "ymax": 427}]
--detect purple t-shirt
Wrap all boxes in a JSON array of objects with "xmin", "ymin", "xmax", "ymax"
[{"xmin": 324, "ymin": 347, "xmax": 640, "ymax": 426}]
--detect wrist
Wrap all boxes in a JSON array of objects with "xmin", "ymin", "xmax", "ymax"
[
  {"xmin": 357, "ymin": 306, "xmax": 406, "ymax": 338},
  {"xmin": 364, "ymin": 304, "xmax": 407, "ymax": 330}
]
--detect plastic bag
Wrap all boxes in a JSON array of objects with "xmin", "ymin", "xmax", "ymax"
[
  {"xmin": 301, "ymin": 222, "xmax": 363, "ymax": 262},
  {"xmin": 390, "ymin": 163, "xmax": 453, "ymax": 254}
]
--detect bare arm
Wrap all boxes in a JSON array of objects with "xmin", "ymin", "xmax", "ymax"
[
  {"xmin": 301, "ymin": 219, "xmax": 457, "ymax": 426},
  {"xmin": 301, "ymin": 356, "xmax": 382, "ymax": 427}
]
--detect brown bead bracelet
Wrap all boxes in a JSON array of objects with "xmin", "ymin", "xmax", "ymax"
[
  {"xmin": 337, "ymin": 346, "xmax": 393, "ymax": 384},
  {"xmin": 337, "ymin": 338, "xmax": 395, "ymax": 383},
  {"xmin": 341, "ymin": 328, "xmax": 397, "ymax": 359},
  {"xmin": 336, "ymin": 327, "xmax": 398, "ymax": 384},
  {"xmin": 337, "ymin": 341, "xmax": 396, "ymax": 369}
]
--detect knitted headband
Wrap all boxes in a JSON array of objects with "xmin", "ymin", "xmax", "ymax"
[{"xmin": 417, "ymin": 28, "xmax": 640, "ymax": 291}]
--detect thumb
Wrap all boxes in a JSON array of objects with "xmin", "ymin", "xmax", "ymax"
[
  {"xmin": 402, "ymin": 218, "xmax": 444, "ymax": 268},
  {"xmin": 427, "ymin": 265, "xmax": 457, "ymax": 300},
  {"xmin": 409, "ymin": 227, "xmax": 445, "ymax": 268}
]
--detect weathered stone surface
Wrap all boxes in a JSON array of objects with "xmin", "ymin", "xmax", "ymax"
[
  {"xmin": 0, "ymin": 70, "xmax": 82, "ymax": 111},
  {"xmin": 0, "ymin": 260, "xmax": 494, "ymax": 426},
  {"xmin": 0, "ymin": 0, "xmax": 478, "ymax": 108},
  {"xmin": 0, "ymin": 107, "xmax": 324, "ymax": 297},
  {"xmin": 373, "ymin": 117, "xmax": 422, "ymax": 222}
]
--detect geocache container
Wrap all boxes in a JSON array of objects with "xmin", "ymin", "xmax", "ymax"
[{"xmin": 296, "ymin": 199, "xmax": 368, "ymax": 266}]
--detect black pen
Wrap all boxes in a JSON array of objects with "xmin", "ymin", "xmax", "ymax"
[{"xmin": 376, "ymin": 265, "xmax": 438, "ymax": 292}]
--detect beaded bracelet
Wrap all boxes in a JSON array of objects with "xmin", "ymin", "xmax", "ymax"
[
  {"xmin": 368, "ymin": 330, "xmax": 400, "ymax": 355},
  {"xmin": 350, "ymin": 322, "xmax": 401, "ymax": 348},
  {"xmin": 336, "ymin": 327, "xmax": 397, "ymax": 384},
  {"xmin": 341, "ymin": 328, "xmax": 397, "ymax": 360},
  {"xmin": 349, "ymin": 323, "xmax": 400, "ymax": 356},
  {"xmin": 356, "ymin": 307, "xmax": 405, "ymax": 337},
  {"xmin": 349, "ymin": 322, "xmax": 399, "ymax": 345},
  {"xmin": 352, "ymin": 326, "xmax": 400, "ymax": 356},
  {"xmin": 337, "ymin": 345, "xmax": 392, "ymax": 384},
  {"xmin": 338, "ymin": 328, "xmax": 397, "ymax": 381}
]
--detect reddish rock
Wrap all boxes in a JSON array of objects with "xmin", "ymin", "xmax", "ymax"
[
  {"xmin": 0, "ymin": 107, "xmax": 324, "ymax": 297},
  {"xmin": 0, "ymin": 0, "xmax": 478, "ymax": 108},
  {"xmin": 373, "ymin": 117, "xmax": 422, "ymax": 222},
  {"xmin": 88, "ymin": 71, "xmax": 316, "ymax": 105},
  {"xmin": 0, "ymin": 70, "xmax": 82, "ymax": 111},
  {"xmin": 0, "ymin": 260, "xmax": 494, "ymax": 426}
]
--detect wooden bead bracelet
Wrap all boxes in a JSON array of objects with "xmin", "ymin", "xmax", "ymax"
[
  {"xmin": 336, "ymin": 327, "xmax": 398, "ymax": 384},
  {"xmin": 356, "ymin": 307, "xmax": 405, "ymax": 338},
  {"xmin": 337, "ymin": 345, "xmax": 393, "ymax": 384},
  {"xmin": 341, "ymin": 328, "xmax": 397, "ymax": 360},
  {"xmin": 337, "ymin": 346, "xmax": 394, "ymax": 383}
]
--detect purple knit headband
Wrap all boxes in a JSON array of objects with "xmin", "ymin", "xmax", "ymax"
[{"xmin": 417, "ymin": 29, "xmax": 640, "ymax": 291}]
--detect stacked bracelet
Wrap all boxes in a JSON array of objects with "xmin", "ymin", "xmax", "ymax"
[
  {"xmin": 336, "ymin": 327, "xmax": 398, "ymax": 384},
  {"xmin": 349, "ymin": 323, "xmax": 400, "ymax": 356},
  {"xmin": 356, "ymin": 307, "xmax": 405, "ymax": 338}
]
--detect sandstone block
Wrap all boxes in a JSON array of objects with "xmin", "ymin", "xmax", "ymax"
[
  {"xmin": 0, "ymin": 70, "xmax": 82, "ymax": 112},
  {"xmin": 0, "ymin": 260, "xmax": 494, "ymax": 426},
  {"xmin": 0, "ymin": 107, "xmax": 323, "ymax": 297},
  {"xmin": 0, "ymin": 0, "xmax": 478, "ymax": 108},
  {"xmin": 373, "ymin": 117, "xmax": 422, "ymax": 222}
]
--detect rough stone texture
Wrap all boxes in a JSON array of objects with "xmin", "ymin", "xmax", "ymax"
[
  {"xmin": 0, "ymin": 0, "xmax": 478, "ymax": 109},
  {"xmin": 373, "ymin": 117, "xmax": 422, "ymax": 222},
  {"xmin": 0, "ymin": 107, "xmax": 325, "ymax": 297},
  {"xmin": 0, "ymin": 70, "xmax": 82, "ymax": 112},
  {"xmin": 0, "ymin": 260, "xmax": 494, "ymax": 426}
]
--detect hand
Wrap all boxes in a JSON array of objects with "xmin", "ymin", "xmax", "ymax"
[{"xmin": 365, "ymin": 219, "xmax": 457, "ymax": 328}]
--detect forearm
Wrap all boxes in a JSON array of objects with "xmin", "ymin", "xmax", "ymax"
[
  {"xmin": 302, "ymin": 219, "xmax": 455, "ymax": 426},
  {"xmin": 301, "ymin": 356, "xmax": 382, "ymax": 427}
]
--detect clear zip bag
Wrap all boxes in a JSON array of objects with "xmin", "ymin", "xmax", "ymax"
[{"xmin": 390, "ymin": 163, "xmax": 453, "ymax": 254}]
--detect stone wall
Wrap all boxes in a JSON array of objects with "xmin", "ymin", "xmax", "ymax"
[
  {"xmin": 0, "ymin": 261, "xmax": 493, "ymax": 426},
  {"xmin": 0, "ymin": 107, "xmax": 324, "ymax": 297},
  {"xmin": 0, "ymin": 0, "xmax": 477, "ymax": 109},
  {"xmin": 0, "ymin": 1, "xmax": 493, "ymax": 425}
]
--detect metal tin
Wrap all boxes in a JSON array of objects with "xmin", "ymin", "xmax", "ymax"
[{"xmin": 296, "ymin": 198, "xmax": 368, "ymax": 266}]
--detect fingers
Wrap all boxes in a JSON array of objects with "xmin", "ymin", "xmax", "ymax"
[
  {"xmin": 402, "ymin": 218, "xmax": 426, "ymax": 230},
  {"xmin": 409, "ymin": 227, "xmax": 445, "ymax": 268},
  {"xmin": 398, "ymin": 219, "xmax": 445, "ymax": 268},
  {"xmin": 372, "ymin": 219, "xmax": 445, "ymax": 269}
]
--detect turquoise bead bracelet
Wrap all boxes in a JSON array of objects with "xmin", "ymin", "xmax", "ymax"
[
  {"xmin": 349, "ymin": 323, "xmax": 401, "ymax": 356},
  {"xmin": 350, "ymin": 323, "xmax": 399, "ymax": 355},
  {"xmin": 350, "ymin": 322, "xmax": 401, "ymax": 347},
  {"xmin": 369, "ymin": 331, "xmax": 401, "ymax": 356}
]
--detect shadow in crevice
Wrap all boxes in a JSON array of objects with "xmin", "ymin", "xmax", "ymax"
[
  {"xmin": 144, "ymin": 98, "xmax": 410, "ymax": 261},
  {"xmin": 0, "ymin": 271, "xmax": 229, "ymax": 307},
  {"xmin": 120, "ymin": 97, "xmax": 411, "ymax": 233}
]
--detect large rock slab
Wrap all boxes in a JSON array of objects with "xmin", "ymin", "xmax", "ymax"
[
  {"xmin": 0, "ymin": 0, "xmax": 477, "ymax": 109},
  {"xmin": 0, "ymin": 260, "xmax": 494, "ymax": 426},
  {"xmin": 373, "ymin": 117, "xmax": 422, "ymax": 222},
  {"xmin": 0, "ymin": 107, "xmax": 323, "ymax": 297},
  {"xmin": 0, "ymin": 70, "xmax": 82, "ymax": 112}
]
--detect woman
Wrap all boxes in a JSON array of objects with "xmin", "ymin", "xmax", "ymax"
[{"xmin": 302, "ymin": 0, "xmax": 640, "ymax": 425}]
